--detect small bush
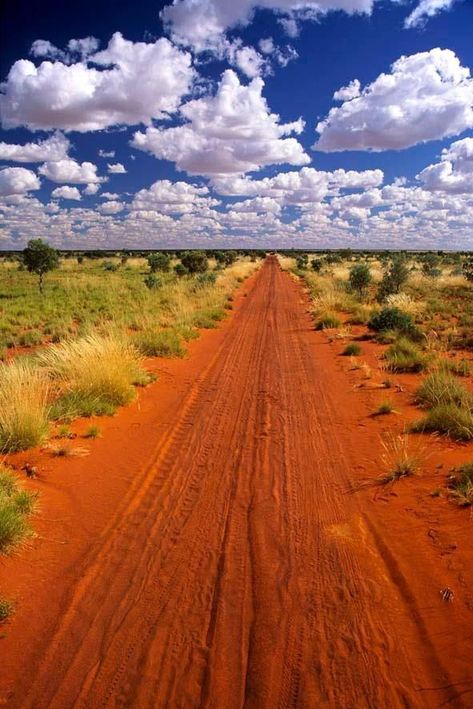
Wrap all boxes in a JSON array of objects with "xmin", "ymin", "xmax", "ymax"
[
  {"xmin": 348, "ymin": 264, "xmax": 372, "ymax": 297},
  {"xmin": 411, "ymin": 404, "xmax": 473, "ymax": 441},
  {"xmin": 0, "ymin": 361, "xmax": 50, "ymax": 452},
  {"xmin": 384, "ymin": 338, "xmax": 427, "ymax": 373},
  {"xmin": 315, "ymin": 312, "xmax": 341, "ymax": 330},
  {"xmin": 147, "ymin": 253, "xmax": 170, "ymax": 273},
  {"xmin": 342, "ymin": 343, "xmax": 361, "ymax": 356},
  {"xmin": 143, "ymin": 274, "xmax": 161, "ymax": 290},
  {"xmin": 368, "ymin": 307, "xmax": 415, "ymax": 335},
  {"xmin": 0, "ymin": 467, "xmax": 37, "ymax": 554},
  {"xmin": 416, "ymin": 372, "xmax": 473, "ymax": 409},
  {"xmin": 449, "ymin": 464, "xmax": 473, "ymax": 506},
  {"xmin": 194, "ymin": 272, "xmax": 217, "ymax": 288},
  {"xmin": 134, "ymin": 329, "xmax": 185, "ymax": 358},
  {"xmin": 180, "ymin": 251, "xmax": 208, "ymax": 274}
]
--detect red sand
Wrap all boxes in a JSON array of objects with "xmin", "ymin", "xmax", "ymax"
[{"xmin": 1, "ymin": 257, "xmax": 472, "ymax": 707}]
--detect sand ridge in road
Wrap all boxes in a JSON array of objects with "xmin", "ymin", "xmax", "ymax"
[{"xmin": 2, "ymin": 258, "xmax": 472, "ymax": 707}]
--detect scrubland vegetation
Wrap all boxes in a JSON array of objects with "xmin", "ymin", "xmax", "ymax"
[
  {"xmin": 0, "ymin": 246, "xmax": 261, "ymax": 453},
  {"xmin": 279, "ymin": 249, "xmax": 473, "ymax": 505}
]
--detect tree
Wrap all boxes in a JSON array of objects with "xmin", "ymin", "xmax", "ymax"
[
  {"xmin": 377, "ymin": 255, "xmax": 409, "ymax": 302},
  {"xmin": 147, "ymin": 252, "xmax": 171, "ymax": 273},
  {"xmin": 349, "ymin": 263, "xmax": 372, "ymax": 297},
  {"xmin": 22, "ymin": 239, "xmax": 59, "ymax": 294},
  {"xmin": 311, "ymin": 258, "xmax": 323, "ymax": 272},
  {"xmin": 180, "ymin": 251, "xmax": 208, "ymax": 274}
]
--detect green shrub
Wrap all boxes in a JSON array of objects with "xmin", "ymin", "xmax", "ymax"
[
  {"xmin": 180, "ymin": 251, "xmax": 208, "ymax": 274},
  {"xmin": 134, "ymin": 329, "xmax": 185, "ymax": 358},
  {"xmin": 348, "ymin": 264, "xmax": 372, "ymax": 297},
  {"xmin": 194, "ymin": 272, "xmax": 217, "ymax": 288},
  {"xmin": 315, "ymin": 312, "xmax": 341, "ymax": 330},
  {"xmin": 143, "ymin": 274, "xmax": 161, "ymax": 290},
  {"xmin": 368, "ymin": 307, "xmax": 414, "ymax": 334},
  {"xmin": 342, "ymin": 343, "xmax": 361, "ymax": 356},
  {"xmin": 411, "ymin": 404, "xmax": 473, "ymax": 441},
  {"xmin": 147, "ymin": 253, "xmax": 171, "ymax": 273},
  {"xmin": 174, "ymin": 263, "xmax": 189, "ymax": 277},
  {"xmin": 384, "ymin": 338, "xmax": 427, "ymax": 373}
]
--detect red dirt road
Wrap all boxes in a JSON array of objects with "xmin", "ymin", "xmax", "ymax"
[{"xmin": 2, "ymin": 258, "xmax": 472, "ymax": 707}]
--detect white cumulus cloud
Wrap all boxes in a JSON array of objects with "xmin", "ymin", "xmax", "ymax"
[
  {"xmin": 132, "ymin": 69, "xmax": 309, "ymax": 178},
  {"xmin": 107, "ymin": 162, "xmax": 127, "ymax": 174},
  {"xmin": 417, "ymin": 137, "xmax": 473, "ymax": 193},
  {"xmin": 0, "ymin": 33, "xmax": 195, "ymax": 132},
  {"xmin": 315, "ymin": 49, "xmax": 473, "ymax": 152},
  {"xmin": 161, "ymin": 0, "xmax": 377, "ymax": 52},
  {"xmin": 130, "ymin": 180, "xmax": 218, "ymax": 215},
  {"xmin": 39, "ymin": 158, "xmax": 104, "ymax": 184},
  {"xmin": 0, "ymin": 167, "xmax": 41, "ymax": 196},
  {"xmin": 0, "ymin": 132, "xmax": 70, "ymax": 163},
  {"xmin": 51, "ymin": 185, "xmax": 82, "ymax": 200}
]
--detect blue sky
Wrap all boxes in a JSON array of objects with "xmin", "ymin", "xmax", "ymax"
[{"xmin": 0, "ymin": 0, "xmax": 473, "ymax": 249}]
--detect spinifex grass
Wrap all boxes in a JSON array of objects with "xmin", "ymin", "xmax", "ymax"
[
  {"xmin": 0, "ymin": 466, "xmax": 37, "ymax": 554},
  {"xmin": 0, "ymin": 360, "xmax": 50, "ymax": 452}
]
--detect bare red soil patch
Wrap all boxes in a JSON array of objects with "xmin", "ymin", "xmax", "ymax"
[{"xmin": 1, "ymin": 258, "xmax": 472, "ymax": 707}]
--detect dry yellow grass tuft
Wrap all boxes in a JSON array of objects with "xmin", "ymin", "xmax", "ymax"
[{"xmin": 0, "ymin": 361, "xmax": 50, "ymax": 452}]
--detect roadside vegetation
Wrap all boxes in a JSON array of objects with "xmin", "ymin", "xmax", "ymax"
[
  {"xmin": 279, "ymin": 249, "xmax": 473, "ymax": 506},
  {"xmin": 0, "ymin": 245, "xmax": 262, "ymax": 452}
]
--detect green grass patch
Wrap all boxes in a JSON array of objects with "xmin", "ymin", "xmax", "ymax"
[
  {"xmin": 384, "ymin": 338, "xmax": 427, "ymax": 373},
  {"xmin": 415, "ymin": 372, "xmax": 473, "ymax": 409},
  {"xmin": 134, "ymin": 329, "xmax": 185, "ymax": 358},
  {"xmin": 411, "ymin": 404, "xmax": 473, "ymax": 441},
  {"xmin": 342, "ymin": 342, "xmax": 362, "ymax": 356},
  {"xmin": 315, "ymin": 311, "xmax": 341, "ymax": 330},
  {"xmin": 0, "ymin": 467, "xmax": 37, "ymax": 554}
]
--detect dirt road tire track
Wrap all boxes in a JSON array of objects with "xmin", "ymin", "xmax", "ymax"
[{"xmin": 6, "ymin": 258, "xmax": 470, "ymax": 707}]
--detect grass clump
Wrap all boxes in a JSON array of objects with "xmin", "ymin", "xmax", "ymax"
[
  {"xmin": 134, "ymin": 329, "xmax": 185, "ymax": 358},
  {"xmin": 0, "ymin": 598, "xmax": 14, "ymax": 622},
  {"xmin": 374, "ymin": 401, "xmax": 394, "ymax": 416},
  {"xmin": 315, "ymin": 311, "xmax": 341, "ymax": 330},
  {"xmin": 449, "ymin": 464, "xmax": 473, "ymax": 506},
  {"xmin": 411, "ymin": 404, "xmax": 473, "ymax": 441},
  {"xmin": 0, "ymin": 361, "xmax": 50, "ymax": 452},
  {"xmin": 0, "ymin": 466, "xmax": 37, "ymax": 554},
  {"xmin": 378, "ymin": 434, "xmax": 419, "ymax": 484},
  {"xmin": 342, "ymin": 342, "xmax": 361, "ymax": 356},
  {"xmin": 415, "ymin": 372, "xmax": 473, "ymax": 409},
  {"xmin": 38, "ymin": 334, "xmax": 146, "ymax": 419},
  {"xmin": 84, "ymin": 425, "xmax": 101, "ymax": 439},
  {"xmin": 439, "ymin": 358, "xmax": 471, "ymax": 377},
  {"xmin": 384, "ymin": 338, "xmax": 427, "ymax": 373}
]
